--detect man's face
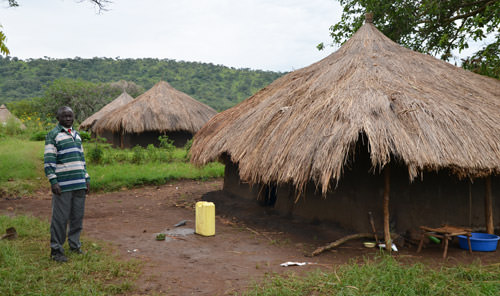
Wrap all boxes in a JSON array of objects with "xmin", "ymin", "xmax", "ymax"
[{"xmin": 57, "ymin": 108, "xmax": 74, "ymax": 128}]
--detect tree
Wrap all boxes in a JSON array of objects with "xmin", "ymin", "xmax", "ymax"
[
  {"xmin": 320, "ymin": 0, "xmax": 500, "ymax": 79},
  {"xmin": 0, "ymin": 0, "xmax": 111, "ymax": 55}
]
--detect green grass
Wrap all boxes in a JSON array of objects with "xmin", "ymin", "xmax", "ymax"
[
  {"xmin": 0, "ymin": 138, "xmax": 45, "ymax": 197},
  {"xmin": 244, "ymin": 255, "xmax": 500, "ymax": 295},
  {"xmin": 89, "ymin": 162, "xmax": 224, "ymax": 192},
  {"xmin": 0, "ymin": 137, "xmax": 224, "ymax": 197},
  {"xmin": 0, "ymin": 215, "xmax": 139, "ymax": 295}
]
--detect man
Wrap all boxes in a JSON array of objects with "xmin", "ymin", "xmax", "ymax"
[{"xmin": 44, "ymin": 106, "xmax": 90, "ymax": 262}]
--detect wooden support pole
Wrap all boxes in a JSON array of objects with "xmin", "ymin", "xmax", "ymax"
[
  {"xmin": 383, "ymin": 166, "xmax": 391, "ymax": 251},
  {"xmin": 485, "ymin": 176, "xmax": 494, "ymax": 234}
]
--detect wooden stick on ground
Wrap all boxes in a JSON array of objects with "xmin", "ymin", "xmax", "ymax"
[{"xmin": 310, "ymin": 233, "xmax": 374, "ymax": 256}]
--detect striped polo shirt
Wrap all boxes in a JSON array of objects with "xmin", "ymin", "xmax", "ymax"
[{"xmin": 44, "ymin": 124, "xmax": 89, "ymax": 192}]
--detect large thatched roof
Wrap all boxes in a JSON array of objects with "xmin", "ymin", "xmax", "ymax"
[
  {"xmin": 191, "ymin": 19, "xmax": 500, "ymax": 194},
  {"xmin": 79, "ymin": 92, "xmax": 134, "ymax": 131},
  {"xmin": 0, "ymin": 104, "xmax": 26, "ymax": 129},
  {"xmin": 93, "ymin": 81, "xmax": 217, "ymax": 134}
]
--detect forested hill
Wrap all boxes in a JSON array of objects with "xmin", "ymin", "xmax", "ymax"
[{"xmin": 0, "ymin": 56, "xmax": 284, "ymax": 111}]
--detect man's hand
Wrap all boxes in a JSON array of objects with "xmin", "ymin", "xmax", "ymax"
[
  {"xmin": 51, "ymin": 183, "xmax": 61, "ymax": 195},
  {"xmin": 86, "ymin": 182, "xmax": 90, "ymax": 194}
]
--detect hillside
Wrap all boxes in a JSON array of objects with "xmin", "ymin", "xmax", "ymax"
[{"xmin": 0, "ymin": 56, "xmax": 284, "ymax": 111}]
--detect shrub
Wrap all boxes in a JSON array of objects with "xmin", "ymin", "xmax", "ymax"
[
  {"xmin": 131, "ymin": 145, "xmax": 145, "ymax": 164},
  {"xmin": 79, "ymin": 130, "xmax": 91, "ymax": 142},
  {"xmin": 158, "ymin": 135, "xmax": 175, "ymax": 161},
  {"xmin": 184, "ymin": 139, "xmax": 193, "ymax": 161},
  {"xmin": 29, "ymin": 131, "xmax": 48, "ymax": 141},
  {"xmin": 0, "ymin": 117, "xmax": 24, "ymax": 136},
  {"xmin": 87, "ymin": 143, "xmax": 104, "ymax": 164},
  {"xmin": 146, "ymin": 144, "xmax": 159, "ymax": 161}
]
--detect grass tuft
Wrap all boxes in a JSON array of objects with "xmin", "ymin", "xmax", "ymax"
[{"xmin": 244, "ymin": 254, "xmax": 500, "ymax": 295}]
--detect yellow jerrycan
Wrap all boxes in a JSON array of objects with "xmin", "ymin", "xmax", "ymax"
[{"xmin": 195, "ymin": 201, "xmax": 215, "ymax": 236}]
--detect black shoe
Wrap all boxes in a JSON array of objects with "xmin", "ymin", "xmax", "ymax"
[
  {"xmin": 51, "ymin": 252, "xmax": 68, "ymax": 262},
  {"xmin": 70, "ymin": 248, "xmax": 85, "ymax": 255}
]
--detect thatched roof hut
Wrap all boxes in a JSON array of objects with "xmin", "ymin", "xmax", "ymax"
[
  {"xmin": 192, "ymin": 18, "xmax": 500, "ymax": 194},
  {"xmin": 79, "ymin": 91, "xmax": 134, "ymax": 131},
  {"xmin": 191, "ymin": 16, "xmax": 500, "ymax": 235},
  {"xmin": 93, "ymin": 81, "xmax": 217, "ymax": 148},
  {"xmin": 0, "ymin": 104, "xmax": 26, "ymax": 129}
]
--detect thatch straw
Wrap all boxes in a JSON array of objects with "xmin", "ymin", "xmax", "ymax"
[
  {"xmin": 93, "ymin": 81, "xmax": 217, "ymax": 134},
  {"xmin": 191, "ymin": 21, "xmax": 500, "ymax": 195},
  {"xmin": 0, "ymin": 104, "xmax": 26, "ymax": 129},
  {"xmin": 79, "ymin": 91, "xmax": 134, "ymax": 130}
]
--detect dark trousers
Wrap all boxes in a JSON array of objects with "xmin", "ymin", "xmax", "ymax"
[{"xmin": 50, "ymin": 189, "xmax": 86, "ymax": 254}]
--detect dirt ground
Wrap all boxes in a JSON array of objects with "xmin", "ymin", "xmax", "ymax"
[{"xmin": 2, "ymin": 178, "xmax": 500, "ymax": 295}]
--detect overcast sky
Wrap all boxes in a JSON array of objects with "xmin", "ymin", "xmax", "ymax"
[{"xmin": 0, "ymin": 0, "xmax": 344, "ymax": 72}]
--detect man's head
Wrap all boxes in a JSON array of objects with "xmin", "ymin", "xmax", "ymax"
[{"xmin": 56, "ymin": 106, "xmax": 74, "ymax": 128}]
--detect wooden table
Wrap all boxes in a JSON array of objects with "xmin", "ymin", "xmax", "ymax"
[{"xmin": 416, "ymin": 225, "xmax": 472, "ymax": 259}]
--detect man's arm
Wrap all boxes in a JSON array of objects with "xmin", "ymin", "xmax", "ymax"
[
  {"xmin": 80, "ymin": 135, "xmax": 90, "ymax": 194},
  {"xmin": 44, "ymin": 132, "xmax": 60, "ymax": 195}
]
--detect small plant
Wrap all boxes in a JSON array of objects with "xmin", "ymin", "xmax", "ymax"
[
  {"xmin": 146, "ymin": 144, "xmax": 158, "ymax": 161},
  {"xmin": 29, "ymin": 130, "xmax": 47, "ymax": 141},
  {"xmin": 158, "ymin": 135, "xmax": 175, "ymax": 161},
  {"xmin": 156, "ymin": 233, "xmax": 166, "ymax": 241},
  {"xmin": 184, "ymin": 139, "xmax": 193, "ymax": 161},
  {"xmin": 0, "ymin": 117, "xmax": 24, "ymax": 136},
  {"xmin": 79, "ymin": 130, "xmax": 91, "ymax": 142},
  {"xmin": 87, "ymin": 143, "xmax": 104, "ymax": 164},
  {"xmin": 131, "ymin": 145, "xmax": 145, "ymax": 164}
]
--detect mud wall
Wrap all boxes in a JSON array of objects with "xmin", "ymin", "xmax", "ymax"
[{"xmin": 223, "ymin": 153, "xmax": 500, "ymax": 234}]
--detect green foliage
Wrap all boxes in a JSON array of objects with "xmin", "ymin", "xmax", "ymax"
[
  {"xmin": 323, "ymin": 0, "xmax": 500, "ymax": 79},
  {"xmin": 184, "ymin": 138, "xmax": 193, "ymax": 161},
  {"xmin": 36, "ymin": 78, "xmax": 144, "ymax": 122},
  {"xmin": 158, "ymin": 135, "xmax": 175, "ymax": 160},
  {"xmin": 0, "ymin": 116, "xmax": 23, "ymax": 136},
  {"xmin": 29, "ymin": 130, "xmax": 47, "ymax": 141},
  {"xmin": 246, "ymin": 254, "xmax": 500, "ymax": 295},
  {"xmin": 131, "ymin": 145, "xmax": 145, "ymax": 164},
  {"xmin": 0, "ymin": 215, "xmax": 138, "ymax": 295},
  {"xmin": 79, "ymin": 130, "xmax": 91, "ymax": 142},
  {"xmin": 0, "ymin": 27, "xmax": 9, "ymax": 56},
  {"xmin": 463, "ymin": 39, "xmax": 500, "ymax": 79},
  {"xmin": 0, "ymin": 57, "xmax": 284, "ymax": 112},
  {"xmin": 87, "ymin": 142, "xmax": 105, "ymax": 164}
]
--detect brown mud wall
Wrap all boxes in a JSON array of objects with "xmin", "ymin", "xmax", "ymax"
[{"xmin": 223, "ymin": 153, "xmax": 500, "ymax": 234}]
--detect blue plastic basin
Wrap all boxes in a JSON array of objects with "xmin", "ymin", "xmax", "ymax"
[{"xmin": 457, "ymin": 232, "xmax": 500, "ymax": 252}]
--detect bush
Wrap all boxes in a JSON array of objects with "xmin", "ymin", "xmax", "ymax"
[
  {"xmin": 0, "ymin": 117, "xmax": 24, "ymax": 136},
  {"xmin": 131, "ymin": 145, "xmax": 145, "ymax": 164},
  {"xmin": 184, "ymin": 139, "xmax": 193, "ymax": 161},
  {"xmin": 79, "ymin": 130, "xmax": 91, "ymax": 142},
  {"xmin": 29, "ymin": 131, "xmax": 47, "ymax": 141},
  {"xmin": 146, "ymin": 144, "xmax": 159, "ymax": 161},
  {"xmin": 158, "ymin": 135, "xmax": 175, "ymax": 161},
  {"xmin": 87, "ymin": 143, "xmax": 104, "ymax": 164}
]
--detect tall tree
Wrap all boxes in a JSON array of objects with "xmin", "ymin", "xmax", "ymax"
[
  {"xmin": 319, "ymin": 0, "xmax": 500, "ymax": 79},
  {"xmin": 0, "ymin": 0, "xmax": 111, "ymax": 55}
]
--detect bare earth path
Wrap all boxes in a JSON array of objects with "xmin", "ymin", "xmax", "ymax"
[{"xmin": 2, "ymin": 178, "xmax": 500, "ymax": 295}]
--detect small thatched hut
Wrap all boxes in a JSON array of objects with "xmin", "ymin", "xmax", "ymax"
[
  {"xmin": 93, "ymin": 81, "xmax": 217, "ymax": 148},
  {"xmin": 0, "ymin": 104, "xmax": 26, "ymax": 129},
  {"xmin": 79, "ymin": 91, "xmax": 134, "ymax": 134},
  {"xmin": 191, "ymin": 15, "xmax": 500, "ymax": 238}
]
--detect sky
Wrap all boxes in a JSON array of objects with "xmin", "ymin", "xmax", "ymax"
[{"xmin": 0, "ymin": 0, "xmax": 344, "ymax": 72}]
